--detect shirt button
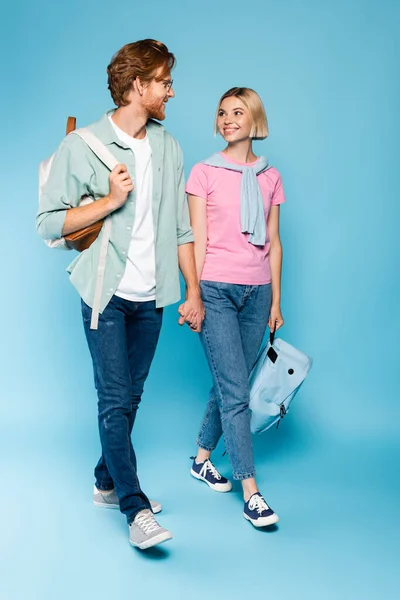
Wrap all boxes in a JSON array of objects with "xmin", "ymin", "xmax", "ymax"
[
  {"xmin": 127, "ymin": 226, "xmax": 131, "ymax": 230},
  {"xmin": 109, "ymin": 288, "xmax": 113, "ymax": 292},
  {"xmin": 122, "ymin": 251, "xmax": 126, "ymax": 255},
  {"xmin": 106, "ymin": 292, "xmax": 110, "ymax": 296}
]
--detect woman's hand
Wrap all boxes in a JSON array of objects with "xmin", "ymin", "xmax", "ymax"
[
  {"xmin": 178, "ymin": 293, "xmax": 205, "ymax": 333},
  {"xmin": 268, "ymin": 304, "xmax": 284, "ymax": 333}
]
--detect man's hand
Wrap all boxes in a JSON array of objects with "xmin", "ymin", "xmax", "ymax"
[
  {"xmin": 107, "ymin": 164, "xmax": 134, "ymax": 211},
  {"xmin": 178, "ymin": 293, "xmax": 205, "ymax": 333}
]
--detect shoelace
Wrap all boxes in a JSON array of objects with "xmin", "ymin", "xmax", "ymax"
[
  {"xmin": 248, "ymin": 494, "xmax": 270, "ymax": 515},
  {"xmin": 200, "ymin": 459, "xmax": 222, "ymax": 481},
  {"xmin": 134, "ymin": 510, "xmax": 161, "ymax": 535}
]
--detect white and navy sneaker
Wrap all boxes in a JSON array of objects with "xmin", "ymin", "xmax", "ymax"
[
  {"xmin": 243, "ymin": 492, "xmax": 279, "ymax": 527},
  {"xmin": 190, "ymin": 457, "xmax": 232, "ymax": 492}
]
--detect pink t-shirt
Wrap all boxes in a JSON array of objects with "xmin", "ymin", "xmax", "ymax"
[{"xmin": 185, "ymin": 153, "xmax": 285, "ymax": 285}]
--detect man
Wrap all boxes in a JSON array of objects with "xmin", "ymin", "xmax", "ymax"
[{"xmin": 36, "ymin": 39, "xmax": 204, "ymax": 550}]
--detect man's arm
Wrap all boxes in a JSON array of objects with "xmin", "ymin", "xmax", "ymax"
[
  {"xmin": 60, "ymin": 195, "xmax": 113, "ymax": 236},
  {"xmin": 37, "ymin": 139, "xmax": 87, "ymax": 240},
  {"xmin": 175, "ymin": 145, "xmax": 205, "ymax": 332},
  {"xmin": 62, "ymin": 165, "xmax": 133, "ymax": 235},
  {"xmin": 36, "ymin": 137, "xmax": 132, "ymax": 240}
]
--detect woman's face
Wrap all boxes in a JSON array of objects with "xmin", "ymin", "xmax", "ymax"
[{"xmin": 217, "ymin": 96, "xmax": 253, "ymax": 143}]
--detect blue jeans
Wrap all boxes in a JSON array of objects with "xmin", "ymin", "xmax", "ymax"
[
  {"xmin": 81, "ymin": 295, "xmax": 163, "ymax": 523},
  {"xmin": 197, "ymin": 281, "xmax": 272, "ymax": 480}
]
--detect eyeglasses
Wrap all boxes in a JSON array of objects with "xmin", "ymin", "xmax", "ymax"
[{"xmin": 160, "ymin": 78, "xmax": 174, "ymax": 92}]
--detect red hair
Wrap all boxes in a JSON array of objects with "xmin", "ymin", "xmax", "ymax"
[{"xmin": 107, "ymin": 39, "xmax": 176, "ymax": 107}]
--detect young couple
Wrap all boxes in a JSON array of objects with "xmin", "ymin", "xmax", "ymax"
[{"xmin": 37, "ymin": 39, "xmax": 285, "ymax": 551}]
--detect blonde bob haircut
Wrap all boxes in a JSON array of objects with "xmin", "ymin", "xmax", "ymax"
[{"xmin": 214, "ymin": 87, "xmax": 269, "ymax": 140}]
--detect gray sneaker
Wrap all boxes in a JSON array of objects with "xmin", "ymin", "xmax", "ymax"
[
  {"xmin": 93, "ymin": 487, "xmax": 162, "ymax": 514},
  {"xmin": 129, "ymin": 509, "xmax": 172, "ymax": 550}
]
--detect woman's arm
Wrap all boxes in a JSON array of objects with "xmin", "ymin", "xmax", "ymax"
[
  {"xmin": 267, "ymin": 205, "xmax": 284, "ymax": 332},
  {"xmin": 188, "ymin": 194, "xmax": 207, "ymax": 281}
]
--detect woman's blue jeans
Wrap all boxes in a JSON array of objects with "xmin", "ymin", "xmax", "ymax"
[{"xmin": 197, "ymin": 281, "xmax": 272, "ymax": 480}]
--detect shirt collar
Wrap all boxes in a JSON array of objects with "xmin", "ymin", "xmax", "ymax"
[{"xmin": 91, "ymin": 110, "xmax": 165, "ymax": 149}]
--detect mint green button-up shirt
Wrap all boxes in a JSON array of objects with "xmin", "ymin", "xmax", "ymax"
[{"xmin": 36, "ymin": 111, "xmax": 194, "ymax": 312}]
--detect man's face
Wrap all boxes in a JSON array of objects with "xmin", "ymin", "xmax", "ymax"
[{"xmin": 142, "ymin": 68, "xmax": 175, "ymax": 121}]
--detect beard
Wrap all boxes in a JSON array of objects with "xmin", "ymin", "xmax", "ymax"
[{"xmin": 145, "ymin": 95, "xmax": 167, "ymax": 121}]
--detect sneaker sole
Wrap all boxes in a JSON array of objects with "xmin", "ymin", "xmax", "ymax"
[
  {"xmin": 93, "ymin": 500, "xmax": 119, "ymax": 509},
  {"xmin": 93, "ymin": 500, "xmax": 162, "ymax": 514},
  {"xmin": 130, "ymin": 531, "xmax": 172, "ymax": 550},
  {"xmin": 243, "ymin": 512, "xmax": 279, "ymax": 527},
  {"xmin": 190, "ymin": 469, "xmax": 232, "ymax": 493}
]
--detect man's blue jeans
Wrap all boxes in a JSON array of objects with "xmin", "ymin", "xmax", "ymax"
[
  {"xmin": 82, "ymin": 295, "xmax": 163, "ymax": 523},
  {"xmin": 197, "ymin": 281, "xmax": 272, "ymax": 480}
]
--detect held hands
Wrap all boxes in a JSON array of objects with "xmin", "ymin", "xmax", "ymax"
[
  {"xmin": 269, "ymin": 304, "xmax": 284, "ymax": 333},
  {"xmin": 178, "ymin": 293, "xmax": 205, "ymax": 333},
  {"xmin": 107, "ymin": 164, "xmax": 134, "ymax": 211}
]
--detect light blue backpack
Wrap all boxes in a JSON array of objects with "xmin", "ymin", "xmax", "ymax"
[{"xmin": 249, "ymin": 330, "xmax": 313, "ymax": 434}]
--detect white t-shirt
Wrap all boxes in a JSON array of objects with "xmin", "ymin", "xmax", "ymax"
[{"xmin": 109, "ymin": 116, "xmax": 156, "ymax": 302}]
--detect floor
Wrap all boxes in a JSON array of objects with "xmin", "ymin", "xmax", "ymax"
[{"xmin": 2, "ymin": 379, "xmax": 398, "ymax": 600}]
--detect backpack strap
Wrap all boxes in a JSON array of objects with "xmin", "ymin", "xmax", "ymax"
[
  {"xmin": 70, "ymin": 128, "xmax": 119, "ymax": 330},
  {"xmin": 66, "ymin": 116, "xmax": 76, "ymax": 135},
  {"xmin": 72, "ymin": 128, "xmax": 119, "ymax": 171}
]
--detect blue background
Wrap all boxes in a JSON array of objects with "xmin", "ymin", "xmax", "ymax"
[{"xmin": 1, "ymin": 0, "xmax": 399, "ymax": 598}]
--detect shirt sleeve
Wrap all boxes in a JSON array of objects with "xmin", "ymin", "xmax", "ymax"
[
  {"xmin": 271, "ymin": 172, "xmax": 286, "ymax": 206},
  {"xmin": 36, "ymin": 136, "xmax": 93, "ymax": 240},
  {"xmin": 185, "ymin": 163, "xmax": 208, "ymax": 199},
  {"xmin": 175, "ymin": 144, "xmax": 195, "ymax": 246}
]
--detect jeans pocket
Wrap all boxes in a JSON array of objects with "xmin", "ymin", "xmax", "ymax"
[
  {"xmin": 200, "ymin": 280, "xmax": 223, "ymax": 302},
  {"xmin": 81, "ymin": 298, "xmax": 92, "ymax": 324}
]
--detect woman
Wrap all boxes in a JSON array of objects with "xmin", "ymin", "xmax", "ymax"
[{"xmin": 186, "ymin": 87, "xmax": 285, "ymax": 527}]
